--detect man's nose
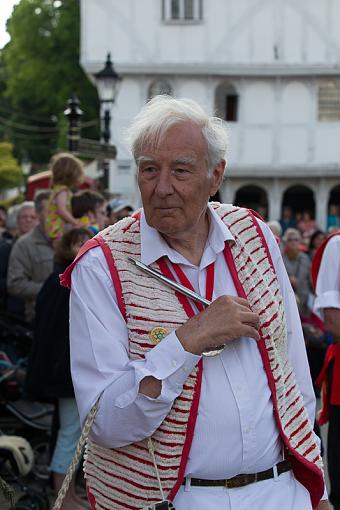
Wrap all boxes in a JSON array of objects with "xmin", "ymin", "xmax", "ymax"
[{"xmin": 154, "ymin": 169, "xmax": 174, "ymax": 197}]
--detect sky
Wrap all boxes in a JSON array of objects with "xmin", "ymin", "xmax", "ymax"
[{"xmin": 0, "ymin": 0, "xmax": 19, "ymax": 49}]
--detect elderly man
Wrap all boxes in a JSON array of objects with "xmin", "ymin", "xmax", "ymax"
[
  {"xmin": 63, "ymin": 96, "xmax": 328, "ymax": 510},
  {"xmin": 312, "ymin": 232, "xmax": 340, "ymax": 510},
  {"xmin": 7, "ymin": 191, "xmax": 53, "ymax": 324},
  {"xmin": 0, "ymin": 201, "xmax": 37, "ymax": 316}
]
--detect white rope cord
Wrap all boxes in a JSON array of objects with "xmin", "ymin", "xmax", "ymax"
[
  {"xmin": 51, "ymin": 396, "xmax": 101, "ymax": 510},
  {"xmin": 147, "ymin": 438, "xmax": 165, "ymax": 501}
]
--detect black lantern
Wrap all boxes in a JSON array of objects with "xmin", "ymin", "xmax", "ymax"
[
  {"xmin": 94, "ymin": 54, "xmax": 122, "ymax": 189},
  {"xmin": 64, "ymin": 94, "xmax": 83, "ymax": 153},
  {"xmin": 94, "ymin": 53, "xmax": 122, "ymax": 106}
]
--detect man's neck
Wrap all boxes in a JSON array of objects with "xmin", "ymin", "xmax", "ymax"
[{"xmin": 162, "ymin": 213, "xmax": 210, "ymax": 266}]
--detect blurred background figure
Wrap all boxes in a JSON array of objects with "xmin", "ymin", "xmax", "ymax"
[
  {"xmin": 7, "ymin": 191, "xmax": 53, "ymax": 324},
  {"xmin": 15, "ymin": 202, "xmax": 38, "ymax": 236},
  {"xmin": 327, "ymin": 204, "xmax": 340, "ymax": 230},
  {"xmin": 0, "ymin": 202, "xmax": 37, "ymax": 318},
  {"xmin": 26, "ymin": 227, "xmax": 92, "ymax": 510},
  {"xmin": 279, "ymin": 205, "xmax": 296, "ymax": 235},
  {"xmin": 0, "ymin": 205, "xmax": 7, "ymax": 236},
  {"xmin": 297, "ymin": 210, "xmax": 319, "ymax": 241},
  {"xmin": 308, "ymin": 230, "xmax": 326, "ymax": 261},
  {"xmin": 45, "ymin": 153, "xmax": 85, "ymax": 242},
  {"xmin": 282, "ymin": 228, "xmax": 312, "ymax": 317},
  {"xmin": 267, "ymin": 220, "xmax": 282, "ymax": 244},
  {"xmin": 71, "ymin": 190, "xmax": 107, "ymax": 235},
  {"xmin": 106, "ymin": 199, "xmax": 133, "ymax": 226},
  {"xmin": 313, "ymin": 232, "xmax": 340, "ymax": 510}
]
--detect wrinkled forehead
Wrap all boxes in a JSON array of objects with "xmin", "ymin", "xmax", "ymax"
[
  {"xmin": 135, "ymin": 122, "xmax": 208, "ymax": 162},
  {"xmin": 136, "ymin": 154, "xmax": 199, "ymax": 168},
  {"xmin": 18, "ymin": 207, "xmax": 36, "ymax": 219},
  {"xmin": 135, "ymin": 121, "xmax": 208, "ymax": 153}
]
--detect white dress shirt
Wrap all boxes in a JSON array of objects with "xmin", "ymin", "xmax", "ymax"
[
  {"xmin": 314, "ymin": 234, "xmax": 340, "ymax": 317},
  {"xmin": 70, "ymin": 205, "xmax": 319, "ymax": 509}
]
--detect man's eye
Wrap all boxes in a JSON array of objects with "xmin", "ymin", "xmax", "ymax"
[
  {"xmin": 142, "ymin": 167, "xmax": 157, "ymax": 174},
  {"xmin": 173, "ymin": 168, "xmax": 190, "ymax": 176}
]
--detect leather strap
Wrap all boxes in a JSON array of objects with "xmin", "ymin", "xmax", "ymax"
[{"xmin": 182, "ymin": 459, "xmax": 291, "ymax": 489}]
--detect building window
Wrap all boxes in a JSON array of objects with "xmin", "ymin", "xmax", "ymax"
[
  {"xmin": 117, "ymin": 160, "xmax": 132, "ymax": 175},
  {"xmin": 162, "ymin": 0, "xmax": 202, "ymax": 23},
  {"xmin": 215, "ymin": 82, "xmax": 239, "ymax": 122},
  {"xmin": 318, "ymin": 81, "xmax": 340, "ymax": 121},
  {"xmin": 148, "ymin": 79, "xmax": 173, "ymax": 99},
  {"xmin": 225, "ymin": 94, "xmax": 238, "ymax": 122}
]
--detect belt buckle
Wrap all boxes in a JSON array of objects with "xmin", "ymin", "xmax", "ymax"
[{"xmin": 225, "ymin": 473, "xmax": 257, "ymax": 489}]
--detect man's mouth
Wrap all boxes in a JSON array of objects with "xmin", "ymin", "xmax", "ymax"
[{"xmin": 155, "ymin": 206, "xmax": 179, "ymax": 210}]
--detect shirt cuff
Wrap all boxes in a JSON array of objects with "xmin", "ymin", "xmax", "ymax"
[
  {"xmin": 115, "ymin": 332, "xmax": 200, "ymax": 407},
  {"xmin": 321, "ymin": 484, "xmax": 328, "ymax": 500},
  {"xmin": 314, "ymin": 290, "xmax": 340, "ymax": 318}
]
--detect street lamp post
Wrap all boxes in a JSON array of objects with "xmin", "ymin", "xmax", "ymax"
[
  {"xmin": 21, "ymin": 156, "xmax": 32, "ymax": 195},
  {"xmin": 64, "ymin": 94, "xmax": 83, "ymax": 153},
  {"xmin": 21, "ymin": 157, "xmax": 32, "ymax": 178},
  {"xmin": 94, "ymin": 53, "xmax": 122, "ymax": 190}
]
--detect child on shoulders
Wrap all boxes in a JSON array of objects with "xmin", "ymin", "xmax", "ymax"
[{"xmin": 46, "ymin": 153, "xmax": 85, "ymax": 241}]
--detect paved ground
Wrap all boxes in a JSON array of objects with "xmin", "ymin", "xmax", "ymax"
[{"xmin": 0, "ymin": 472, "xmax": 87, "ymax": 509}]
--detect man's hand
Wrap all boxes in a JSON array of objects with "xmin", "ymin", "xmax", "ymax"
[
  {"xmin": 176, "ymin": 295, "xmax": 260, "ymax": 355},
  {"xmin": 315, "ymin": 500, "xmax": 332, "ymax": 510},
  {"xmin": 324, "ymin": 307, "xmax": 340, "ymax": 342},
  {"xmin": 289, "ymin": 275, "xmax": 298, "ymax": 290}
]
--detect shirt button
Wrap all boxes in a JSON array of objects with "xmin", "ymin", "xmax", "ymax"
[{"xmin": 172, "ymin": 360, "xmax": 178, "ymax": 367}]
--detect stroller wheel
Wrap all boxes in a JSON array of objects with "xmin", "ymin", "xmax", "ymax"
[
  {"xmin": 31, "ymin": 440, "xmax": 50, "ymax": 480},
  {"xmin": 15, "ymin": 492, "xmax": 47, "ymax": 510}
]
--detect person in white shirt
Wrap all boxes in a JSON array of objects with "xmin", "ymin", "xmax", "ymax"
[
  {"xmin": 313, "ymin": 233, "xmax": 340, "ymax": 510},
  {"xmin": 64, "ymin": 96, "xmax": 329, "ymax": 510}
]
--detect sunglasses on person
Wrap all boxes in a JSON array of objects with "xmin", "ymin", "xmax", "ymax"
[{"xmin": 286, "ymin": 237, "xmax": 300, "ymax": 242}]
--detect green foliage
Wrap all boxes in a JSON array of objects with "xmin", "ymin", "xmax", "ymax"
[
  {"xmin": 0, "ymin": 142, "xmax": 22, "ymax": 190},
  {"xmin": 1, "ymin": 0, "xmax": 99, "ymax": 163}
]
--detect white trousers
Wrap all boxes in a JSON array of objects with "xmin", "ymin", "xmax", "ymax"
[{"xmin": 173, "ymin": 471, "xmax": 313, "ymax": 510}]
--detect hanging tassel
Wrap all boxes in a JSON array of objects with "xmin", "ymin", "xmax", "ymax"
[{"xmin": 0, "ymin": 475, "xmax": 15, "ymax": 509}]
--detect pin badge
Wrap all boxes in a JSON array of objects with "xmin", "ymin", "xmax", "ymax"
[{"xmin": 149, "ymin": 327, "xmax": 169, "ymax": 344}]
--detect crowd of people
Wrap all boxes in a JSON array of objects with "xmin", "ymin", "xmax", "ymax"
[
  {"xmin": 0, "ymin": 106, "xmax": 338, "ymax": 509},
  {"xmin": 267, "ymin": 212, "xmax": 335, "ymax": 392},
  {"xmin": 0, "ymin": 153, "xmax": 133, "ymax": 509},
  {"xmin": 267, "ymin": 208, "xmax": 340, "ymax": 510}
]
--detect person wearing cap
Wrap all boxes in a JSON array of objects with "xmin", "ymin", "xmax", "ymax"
[
  {"xmin": 106, "ymin": 198, "xmax": 133, "ymax": 225},
  {"xmin": 62, "ymin": 96, "xmax": 329, "ymax": 510}
]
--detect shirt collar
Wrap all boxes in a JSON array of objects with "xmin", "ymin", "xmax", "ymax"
[{"xmin": 140, "ymin": 204, "xmax": 234, "ymax": 268}]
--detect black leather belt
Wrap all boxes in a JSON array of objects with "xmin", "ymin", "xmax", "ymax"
[{"xmin": 182, "ymin": 459, "xmax": 291, "ymax": 489}]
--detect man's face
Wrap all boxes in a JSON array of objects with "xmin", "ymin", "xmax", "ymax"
[
  {"xmin": 137, "ymin": 122, "xmax": 225, "ymax": 239},
  {"xmin": 116, "ymin": 207, "xmax": 132, "ymax": 222},
  {"xmin": 0, "ymin": 209, "xmax": 6, "ymax": 227},
  {"xmin": 93, "ymin": 202, "xmax": 108, "ymax": 230},
  {"xmin": 17, "ymin": 207, "xmax": 37, "ymax": 235}
]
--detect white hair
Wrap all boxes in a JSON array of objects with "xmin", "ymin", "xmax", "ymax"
[
  {"xmin": 126, "ymin": 95, "xmax": 228, "ymax": 175},
  {"xmin": 267, "ymin": 220, "xmax": 282, "ymax": 238},
  {"xmin": 5, "ymin": 202, "xmax": 34, "ymax": 230}
]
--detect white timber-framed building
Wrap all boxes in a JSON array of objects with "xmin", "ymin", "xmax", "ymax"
[{"xmin": 80, "ymin": 0, "xmax": 340, "ymax": 228}]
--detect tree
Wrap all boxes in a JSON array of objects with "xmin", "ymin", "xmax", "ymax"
[
  {"xmin": 0, "ymin": 142, "xmax": 22, "ymax": 190},
  {"xmin": 1, "ymin": 0, "xmax": 99, "ymax": 163}
]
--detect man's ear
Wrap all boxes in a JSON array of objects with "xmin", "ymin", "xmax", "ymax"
[{"xmin": 209, "ymin": 160, "xmax": 226, "ymax": 196}]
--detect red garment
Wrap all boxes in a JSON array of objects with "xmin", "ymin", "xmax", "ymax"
[
  {"xmin": 311, "ymin": 231, "xmax": 340, "ymax": 290},
  {"xmin": 316, "ymin": 344, "xmax": 340, "ymax": 425},
  {"xmin": 311, "ymin": 231, "xmax": 340, "ymax": 425}
]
